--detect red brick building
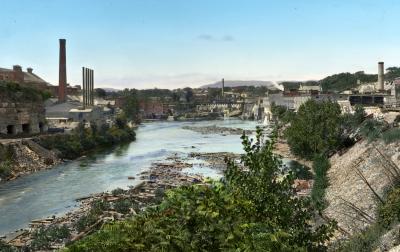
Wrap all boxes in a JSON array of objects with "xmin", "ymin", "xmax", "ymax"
[{"xmin": 0, "ymin": 65, "xmax": 80, "ymax": 98}]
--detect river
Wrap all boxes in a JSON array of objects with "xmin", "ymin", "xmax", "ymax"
[{"xmin": 0, "ymin": 119, "xmax": 262, "ymax": 235}]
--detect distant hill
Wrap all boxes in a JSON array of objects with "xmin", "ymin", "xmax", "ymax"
[
  {"xmin": 102, "ymin": 88, "xmax": 120, "ymax": 93},
  {"xmin": 200, "ymin": 80, "xmax": 282, "ymax": 90}
]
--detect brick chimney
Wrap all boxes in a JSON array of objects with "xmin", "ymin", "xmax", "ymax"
[
  {"xmin": 12, "ymin": 65, "xmax": 24, "ymax": 83},
  {"xmin": 27, "ymin": 67, "xmax": 33, "ymax": 73},
  {"xmin": 58, "ymin": 39, "xmax": 67, "ymax": 102}
]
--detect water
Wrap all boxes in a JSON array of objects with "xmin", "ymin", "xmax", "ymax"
[{"xmin": 0, "ymin": 119, "xmax": 261, "ymax": 235}]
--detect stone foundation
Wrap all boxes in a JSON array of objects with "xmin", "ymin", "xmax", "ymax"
[{"xmin": 0, "ymin": 101, "xmax": 45, "ymax": 135}]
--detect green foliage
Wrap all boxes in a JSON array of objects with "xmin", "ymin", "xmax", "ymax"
[
  {"xmin": 75, "ymin": 213, "xmax": 98, "ymax": 233},
  {"xmin": 287, "ymin": 161, "xmax": 313, "ymax": 180},
  {"xmin": 341, "ymin": 105, "xmax": 366, "ymax": 136},
  {"xmin": 378, "ymin": 188, "xmax": 400, "ymax": 227},
  {"xmin": 111, "ymin": 188, "xmax": 125, "ymax": 196},
  {"xmin": 320, "ymin": 71, "xmax": 377, "ymax": 92},
  {"xmin": 382, "ymin": 128, "xmax": 400, "ymax": 144},
  {"xmin": 37, "ymin": 122, "xmax": 135, "ymax": 159},
  {"xmin": 120, "ymin": 89, "xmax": 140, "ymax": 122},
  {"xmin": 115, "ymin": 114, "xmax": 128, "ymax": 129},
  {"xmin": 91, "ymin": 199, "xmax": 111, "ymax": 215},
  {"xmin": 311, "ymin": 155, "xmax": 330, "ymax": 210},
  {"xmin": 95, "ymin": 88, "xmax": 107, "ymax": 98},
  {"xmin": 114, "ymin": 199, "xmax": 137, "ymax": 214},
  {"xmin": 359, "ymin": 119, "xmax": 384, "ymax": 142},
  {"xmin": 66, "ymin": 128, "xmax": 336, "ymax": 251},
  {"xmin": 281, "ymin": 81, "xmax": 301, "ymax": 90},
  {"xmin": 339, "ymin": 222, "xmax": 385, "ymax": 252},
  {"xmin": 285, "ymin": 99, "xmax": 342, "ymax": 159},
  {"xmin": 386, "ymin": 67, "xmax": 400, "ymax": 81},
  {"xmin": 271, "ymin": 104, "xmax": 295, "ymax": 125},
  {"xmin": 0, "ymin": 81, "xmax": 47, "ymax": 102},
  {"xmin": 0, "ymin": 240, "xmax": 17, "ymax": 252},
  {"xmin": 31, "ymin": 225, "xmax": 70, "ymax": 250},
  {"xmin": 0, "ymin": 160, "xmax": 12, "ymax": 179}
]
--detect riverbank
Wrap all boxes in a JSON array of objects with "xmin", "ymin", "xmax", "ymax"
[
  {"xmin": 0, "ymin": 119, "xmax": 263, "ymax": 249},
  {"xmin": 2, "ymin": 151, "xmax": 230, "ymax": 250},
  {"xmin": 182, "ymin": 124, "xmax": 255, "ymax": 135},
  {"xmin": 0, "ymin": 123, "xmax": 136, "ymax": 183}
]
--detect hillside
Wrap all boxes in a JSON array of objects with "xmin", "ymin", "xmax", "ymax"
[{"xmin": 200, "ymin": 80, "xmax": 281, "ymax": 90}]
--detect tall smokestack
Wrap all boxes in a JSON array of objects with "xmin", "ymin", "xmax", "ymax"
[
  {"xmin": 222, "ymin": 78, "xmax": 225, "ymax": 98},
  {"xmin": 58, "ymin": 39, "xmax": 67, "ymax": 102},
  {"xmin": 378, "ymin": 61, "xmax": 384, "ymax": 91}
]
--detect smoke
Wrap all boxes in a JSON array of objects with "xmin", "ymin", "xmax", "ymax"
[{"xmin": 271, "ymin": 81, "xmax": 284, "ymax": 91}]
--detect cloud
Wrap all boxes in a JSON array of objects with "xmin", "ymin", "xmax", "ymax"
[
  {"xmin": 196, "ymin": 34, "xmax": 235, "ymax": 42},
  {"xmin": 222, "ymin": 35, "xmax": 234, "ymax": 42},
  {"xmin": 197, "ymin": 34, "xmax": 214, "ymax": 41},
  {"xmin": 96, "ymin": 73, "xmax": 221, "ymax": 90}
]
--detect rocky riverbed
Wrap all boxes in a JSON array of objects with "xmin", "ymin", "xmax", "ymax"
[
  {"xmin": 182, "ymin": 125, "xmax": 255, "ymax": 135},
  {"xmin": 1, "ymin": 151, "xmax": 232, "ymax": 251}
]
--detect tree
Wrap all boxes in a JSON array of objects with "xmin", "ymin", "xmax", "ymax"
[
  {"xmin": 183, "ymin": 87, "xmax": 193, "ymax": 102},
  {"xmin": 386, "ymin": 67, "xmax": 400, "ymax": 81},
  {"xmin": 285, "ymin": 99, "xmax": 342, "ymax": 159},
  {"xmin": 67, "ymin": 128, "xmax": 336, "ymax": 251},
  {"xmin": 120, "ymin": 89, "xmax": 140, "ymax": 122},
  {"xmin": 95, "ymin": 88, "xmax": 107, "ymax": 98}
]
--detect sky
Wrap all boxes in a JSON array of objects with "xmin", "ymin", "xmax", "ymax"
[{"xmin": 1, "ymin": 0, "xmax": 400, "ymax": 89}]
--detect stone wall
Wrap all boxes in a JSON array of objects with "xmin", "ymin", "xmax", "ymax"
[{"xmin": 0, "ymin": 99, "xmax": 45, "ymax": 135}]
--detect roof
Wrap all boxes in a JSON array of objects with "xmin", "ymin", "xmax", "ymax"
[
  {"xmin": 0, "ymin": 66, "xmax": 50, "ymax": 85},
  {"xmin": 70, "ymin": 108, "xmax": 93, "ymax": 113},
  {"xmin": 23, "ymin": 72, "xmax": 48, "ymax": 84},
  {"xmin": 45, "ymin": 101, "xmax": 82, "ymax": 118}
]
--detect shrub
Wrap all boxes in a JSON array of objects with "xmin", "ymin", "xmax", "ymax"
[
  {"xmin": 37, "ymin": 122, "xmax": 135, "ymax": 159},
  {"xmin": 360, "ymin": 119, "xmax": 384, "ymax": 142},
  {"xmin": 31, "ymin": 225, "xmax": 70, "ymax": 250},
  {"xmin": 311, "ymin": 155, "xmax": 330, "ymax": 209},
  {"xmin": 382, "ymin": 128, "xmax": 400, "ymax": 144},
  {"xmin": 111, "ymin": 188, "xmax": 125, "ymax": 196},
  {"xmin": 287, "ymin": 160, "xmax": 313, "ymax": 180},
  {"xmin": 153, "ymin": 188, "xmax": 165, "ymax": 204},
  {"xmin": 0, "ymin": 161, "xmax": 12, "ymax": 179},
  {"xmin": 285, "ymin": 100, "xmax": 342, "ymax": 159},
  {"xmin": 75, "ymin": 213, "xmax": 98, "ymax": 233},
  {"xmin": 340, "ymin": 222, "xmax": 385, "ymax": 252},
  {"xmin": 66, "ymin": 128, "xmax": 337, "ymax": 251},
  {"xmin": 0, "ymin": 240, "xmax": 17, "ymax": 252},
  {"xmin": 378, "ymin": 188, "xmax": 400, "ymax": 227},
  {"xmin": 91, "ymin": 199, "xmax": 110, "ymax": 215},
  {"xmin": 114, "ymin": 199, "xmax": 136, "ymax": 214}
]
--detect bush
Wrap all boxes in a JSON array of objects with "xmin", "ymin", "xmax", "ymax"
[
  {"xmin": 91, "ymin": 199, "xmax": 110, "ymax": 215},
  {"xmin": 285, "ymin": 100, "xmax": 342, "ymax": 159},
  {"xmin": 31, "ymin": 225, "xmax": 70, "ymax": 250},
  {"xmin": 360, "ymin": 119, "xmax": 384, "ymax": 142},
  {"xmin": 37, "ymin": 123, "xmax": 135, "ymax": 159},
  {"xmin": 0, "ymin": 240, "xmax": 17, "ymax": 252},
  {"xmin": 378, "ymin": 188, "xmax": 400, "ymax": 227},
  {"xmin": 311, "ymin": 155, "xmax": 330, "ymax": 209},
  {"xmin": 111, "ymin": 188, "xmax": 125, "ymax": 196},
  {"xmin": 114, "ymin": 199, "xmax": 137, "ymax": 214},
  {"xmin": 66, "ymin": 128, "xmax": 336, "ymax": 251},
  {"xmin": 75, "ymin": 213, "xmax": 98, "ymax": 233},
  {"xmin": 287, "ymin": 161, "xmax": 313, "ymax": 180},
  {"xmin": 0, "ymin": 161, "xmax": 12, "ymax": 179},
  {"xmin": 340, "ymin": 222, "xmax": 385, "ymax": 252},
  {"xmin": 382, "ymin": 128, "xmax": 400, "ymax": 144}
]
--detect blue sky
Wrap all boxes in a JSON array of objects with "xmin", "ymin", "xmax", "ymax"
[{"xmin": 1, "ymin": 0, "xmax": 399, "ymax": 89}]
